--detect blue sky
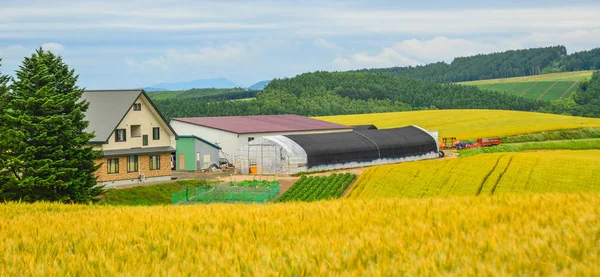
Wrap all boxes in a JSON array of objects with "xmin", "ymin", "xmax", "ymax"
[{"xmin": 1, "ymin": 0, "xmax": 599, "ymax": 89}]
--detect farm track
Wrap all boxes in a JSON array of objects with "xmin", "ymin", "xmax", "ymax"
[
  {"xmin": 476, "ymin": 154, "xmax": 505, "ymax": 196},
  {"xmin": 519, "ymin": 83, "xmax": 537, "ymax": 97},
  {"xmin": 559, "ymin": 81, "xmax": 580, "ymax": 99},
  {"xmin": 536, "ymin": 81, "xmax": 558, "ymax": 100},
  {"xmin": 490, "ymin": 156, "xmax": 514, "ymax": 195}
]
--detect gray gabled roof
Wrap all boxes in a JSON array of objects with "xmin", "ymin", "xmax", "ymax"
[{"xmin": 81, "ymin": 89, "xmax": 177, "ymax": 143}]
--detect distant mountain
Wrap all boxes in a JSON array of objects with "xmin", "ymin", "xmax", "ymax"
[
  {"xmin": 248, "ymin": 80, "xmax": 270, "ymax": 90},
  {"xmin": 147, "ymin": 77, "xmax": 238, "ymax": 91}
]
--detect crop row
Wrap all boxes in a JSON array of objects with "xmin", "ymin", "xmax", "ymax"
[
  {"xmin": 276, "ymin": 173, "xmax": 356, "ymax": 202},
  {"xmin": 228, "ymin": 180, "xmax": 279, "ymax": 188}
]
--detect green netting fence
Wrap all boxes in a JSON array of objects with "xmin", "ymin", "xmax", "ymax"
[{"xmin": 171, "ymin": 180, "xmax": 280, "ymax": 204}]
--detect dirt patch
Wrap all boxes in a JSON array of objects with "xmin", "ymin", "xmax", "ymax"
[{"xmin": 441, "ymin": 150, "xmax": 459, "ymax": 159}]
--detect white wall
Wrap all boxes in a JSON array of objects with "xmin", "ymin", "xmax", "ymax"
[
  {"xmin": 103, "ymin": 94, "xmax": 175, "ymax": 151},
  {"xmin": 170, "ymin": 120, "xmax": 352, "ymax": 164},
  {"xmin": 170, "ymin": 121, "xmax": 239, "ymax": 163}
]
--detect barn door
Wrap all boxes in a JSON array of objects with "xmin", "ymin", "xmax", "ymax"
[{"xmin": 178, "ymin": 154, "xmax": 185, "ymax": 170}]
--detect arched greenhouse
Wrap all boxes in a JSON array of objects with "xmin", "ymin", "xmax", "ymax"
[{"xmin": 236, "ymin": 126, "xmax": 439, "ymax": 174}]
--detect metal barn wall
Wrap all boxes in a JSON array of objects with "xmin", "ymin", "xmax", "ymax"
[
  {"xmin": 175, "ymin": 137, "xmax": 220, "ymax": 171},
  {"xmin": 171, "ymin": 118, "xmax": 352, "ymax": 165},
  {"xmin": 194, "ymin": 139, "xmax": 220, "ymax": 170},
  {"xmin": 170, "ymin": 121, "xmax": 238, "ymax": 164}
]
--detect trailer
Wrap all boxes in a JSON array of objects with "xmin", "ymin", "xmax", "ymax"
[{"xmin": 477, "ymin": 137, "xmax": 501, "ymax": 147}]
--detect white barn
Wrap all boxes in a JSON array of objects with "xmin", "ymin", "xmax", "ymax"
[{"xmin": 170, "ymin": 115, "xmax": 353, "ymax": 165}]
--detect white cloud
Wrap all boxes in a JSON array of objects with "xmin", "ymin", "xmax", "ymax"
[
  {"xmin": 1, "ymin": 2, "xmax": 599, "ymax": 37},
  {"xmin": 41, "ymin": 42, "xmax": 64, "ymax": 53},
  {"xmin": 332, "ymin": 37, "xmax": 500, "ymax": 69},
  {"xmin": 314, "ymin": 38, "xmax": 338, "ymax": 50},
  {"xmin": 126, "ymin": 42, "xmax": 260, "ymax": 73},
  {"xmin": 0, "ymin": 45, "xmax": 28, "ymax": 57},
  {"xmin": 332, "ymin": 30, "xmax": 600, "ymax": 70}
]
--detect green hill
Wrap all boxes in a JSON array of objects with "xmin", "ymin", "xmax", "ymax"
[{"xmin": 459, "ymin": 71, "xmax": 594, "ymax": 101}]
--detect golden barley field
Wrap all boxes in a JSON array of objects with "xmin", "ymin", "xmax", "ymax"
[
  {"xmin": 316, "ymin": 109, "xmax": 600, "ymax": 139},
  {"xmin": 1, "ymin": 193, "xmax": 599, "ymax": 276},
  {"xmin": 346, "ymin": 150, "xmax": 600, "ymax": 199}
]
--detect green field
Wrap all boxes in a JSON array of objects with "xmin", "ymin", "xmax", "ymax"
[
  {"xmin": 100, "ymin": 180, "xmax": 207, "ymax": 206},
  {"xmin": 459, "ymin": 138, "xmax": 600, "ymax": 157},
  {"xmin": 275, "ymin": 173, "xmax": 356, "ymax": 202},
  {"xmin": 458, "ymin": 71, "xmax": 594, "ymax": 101}
]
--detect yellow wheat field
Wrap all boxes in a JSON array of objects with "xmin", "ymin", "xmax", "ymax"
[
  {"xmin": 316, "ymin": 109, "xmax": 600, "ymax": 139},
  {"xmin": 1, "ymin": 194, "xmax": 599, "ymax": 276},
  {"xmin": 346, "ymin": 150, "xmax": 600, "ymax": 199}
]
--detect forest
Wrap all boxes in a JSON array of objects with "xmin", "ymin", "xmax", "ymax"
[
  {"xmin": 147, "ymin": 87, "xmax": 258, "ymax": 101},
  {"xmin": 153, "ymin": 71, "xmax": 545, "ymax": 120},
  {"xmin": 357, "ymin": 45, "xmax": 600, "ymax": 83},
  {"xmin": 150, "ymin": 46, "xmax": 600, "ymax": 120}
]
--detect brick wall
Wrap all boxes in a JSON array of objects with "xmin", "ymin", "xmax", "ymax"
[{"xmin": 95, "ymin": 152, "xmax": 172, "ymax": 182}]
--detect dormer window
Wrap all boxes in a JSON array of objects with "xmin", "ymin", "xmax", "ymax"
[{"xmin": 133, "ymin": 103, "xmax": 141, "ymax": 111}]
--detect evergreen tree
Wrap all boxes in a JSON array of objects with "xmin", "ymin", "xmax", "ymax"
[
  {"xmin": 0, "ymin": 59, "xmax": 12, "ymax": 188},
  {"xmin": 0, "ymin": 48, "xmax": 103, "ymax": 203}
]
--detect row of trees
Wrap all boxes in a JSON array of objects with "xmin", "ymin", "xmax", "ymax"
[
  {"xmin": 147, "ymin": 87, "xmax": 259, "ymax": 101},
  {"xmin": 0, "ymin": 50, "xmax": 102, "ymax": 203},
  {"xmin": 356, "ymin": 45, "xmax": 600, "ymax": 83}
]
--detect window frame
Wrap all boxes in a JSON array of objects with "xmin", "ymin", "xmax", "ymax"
[
  {"xmin": 133, "ymin": 103, "xmax": 141, "ymax": 111},
  {"xmin": 152, "ymin": 127, "xmax": 160, "ymax": 140},
  {"xmin": 127, "ymin": 155, "xmax": 139, "ymax": 173},
  {"xmin": 107, "ymin": 158, "xmax": 119, "ymax": 174},
  {"xmin": 150, "ymin": 155, "xmax": 161, "ymax": 170},
  {"xmin": 115, "ymin": 129, "xmax": 127, "ymax": 142},
  {"xmin": 143, "ymin": 135, "xmax": 148, "ymax": 146}
]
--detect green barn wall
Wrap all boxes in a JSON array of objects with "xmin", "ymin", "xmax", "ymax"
[{"xmin": 176, "ymin": 137, "xmax": 196, "ymax": 171}]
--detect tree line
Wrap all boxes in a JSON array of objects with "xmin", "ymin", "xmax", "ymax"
[
  {"xmin": 153, "ymin": 71, "xmax": 546, "ymax": 120},
  {"xmin": 147, "ymin": 87, "xmax": 259, "ymax": 101},
  {"xmin": 356, "ymin": 45, "xmax": 600, "ymax": 82}
]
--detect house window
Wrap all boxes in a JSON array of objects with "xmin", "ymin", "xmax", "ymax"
[
  {"xmin": 131, "ymin": 125, "xmax": 141, "ymax": 138},
  {"xmin": 107, "ymin": 158, "xmax": 119, "ymax": 174},
  {"xmin": 115, "ymin": 129, "xmax": 126, "ymax": 142},
  {"xmin": 248, "ymin": 137, "xmax": 254, "ymax": 142},
  {"xmin": 153, "ymin": 127, "xmax": 160, "ymax": 140},
  {"xmin": 133, "ymin": 103, "xmax": 141, "ymax": 111},
  {"xmin": 150, "ymin": 155, "xmax": 160, "ymax": 170},
  {"xmin": 143, "ymin": 135, "xmax": 148, "ymax": 146},
  {"xmin": 127, "ymin": 155, "xmax": 138, "ymax": 172}
]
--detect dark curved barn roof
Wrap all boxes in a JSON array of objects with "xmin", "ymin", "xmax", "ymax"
[
  {"xmin": 352, "ymin": 124, "xmax": 378, "ymax": 130},
  {"xmin": 285, "ymin": 126, "xmax": 438, "ymax": 168}
]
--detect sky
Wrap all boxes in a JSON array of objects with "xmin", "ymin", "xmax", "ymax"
[{"xmin": 1, "ymin": 0, "xmax": 599, "ymax": 89}]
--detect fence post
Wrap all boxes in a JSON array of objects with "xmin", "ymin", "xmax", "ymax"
[{"xmin": 186, "ymin": 185, "xmax": 189, "ymax": 202}]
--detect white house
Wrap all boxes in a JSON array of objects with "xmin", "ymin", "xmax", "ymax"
[
  {"xmin": 81, "ymin": 89, "xmax": 178, "ymax": 188},
  {"xmin": 170, "ymin": 115, "xmax": 352, "ymax": 166}
]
